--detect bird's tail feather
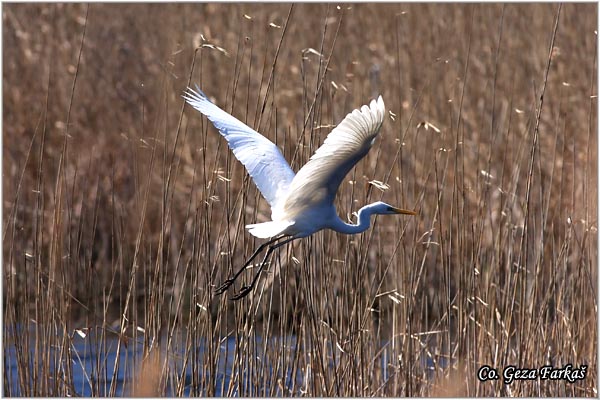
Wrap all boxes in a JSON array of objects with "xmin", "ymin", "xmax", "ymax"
[{"xmin": 246, "ymin": 220, "xmax": 294, "ymax": 239}]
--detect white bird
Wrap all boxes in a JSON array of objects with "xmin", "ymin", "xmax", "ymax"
[{"xmin": 183, "ymin": 86, "xmax": 416, "ymax": 299}]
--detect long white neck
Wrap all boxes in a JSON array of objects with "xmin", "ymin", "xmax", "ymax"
[{"xmin": 331, "ymin": 204, "xmax": 379, "ymax": 235}]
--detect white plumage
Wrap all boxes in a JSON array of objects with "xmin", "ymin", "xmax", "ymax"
[{"xmin": 184, "ymin": 86, "xmax": 415, "ymax": 299}]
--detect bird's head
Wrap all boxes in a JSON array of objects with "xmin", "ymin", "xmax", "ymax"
[{"xmin": 368, "ymin": 201, "xmax": 417, "ymax": 216}]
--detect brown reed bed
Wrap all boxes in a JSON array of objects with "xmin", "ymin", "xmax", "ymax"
[{"xmin": 3, "ymin": 3, "xmax": 597, "ymax": 396}]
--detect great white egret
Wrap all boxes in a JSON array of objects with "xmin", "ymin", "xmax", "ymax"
[{"xmin": 184, "ymin": 86, "xmax": 416, "ymax": 300}]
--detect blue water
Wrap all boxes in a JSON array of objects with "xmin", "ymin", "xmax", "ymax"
[
  {"xmin": 4, "ymin": 325, "xmax": 448, "ymax": 396},
  {"xmin": 4, "ymin": 326, "xmax": 304, "ymax": 397}
]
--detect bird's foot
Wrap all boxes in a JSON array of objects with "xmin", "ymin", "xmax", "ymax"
[
  {"xmin": 214, "ymin": 278, "xmax": 235, "ymax": 295},
  {"xmin": 231, "ymin": 285, "xmax": 253, "ymax": 301}
]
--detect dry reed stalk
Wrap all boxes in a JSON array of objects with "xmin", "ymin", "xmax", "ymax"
[{"xmin": 3, "ymin": 3, "xmax": 596, "ymax": 396}]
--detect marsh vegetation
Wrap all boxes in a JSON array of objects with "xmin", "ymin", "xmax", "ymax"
[{"xmin": 3, "ymin": 3, "xmax": 597, "ymax": 396}]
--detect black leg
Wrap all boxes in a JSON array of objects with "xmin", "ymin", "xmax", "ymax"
[
  {"xmin": 230, "ymin": 236, "xmax": 297, "ymax": 300},
  {"xmin": 214, "ymin": 235, "xmax": 287, "ymax": 296}
]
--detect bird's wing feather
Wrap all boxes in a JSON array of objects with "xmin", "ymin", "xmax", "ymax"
[
  {"xmin": 183, "ymin": 86, "xmax": 296, "ymax": 208},
  {"xmin": 283, "ymin": 96, "xmax": 385, "ymax": 211}
]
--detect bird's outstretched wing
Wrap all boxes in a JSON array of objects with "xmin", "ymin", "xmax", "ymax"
[
  {"xmin": 284, "ymin": 96, "xmax": 385, "ymax": 211},
  {"xmin": 183, "ymin": 86, "xmax": 296, "ymax": 208}
]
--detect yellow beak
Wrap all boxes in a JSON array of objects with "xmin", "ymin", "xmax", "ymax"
[{"xmin": 390, "ymin": 206, "xmax": 417, "ymax": 216}]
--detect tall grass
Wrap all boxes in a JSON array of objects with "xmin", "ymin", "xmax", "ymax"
[{"xmin": 3, "ymin": 3, "xmax": 597, "ymax": 396}]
